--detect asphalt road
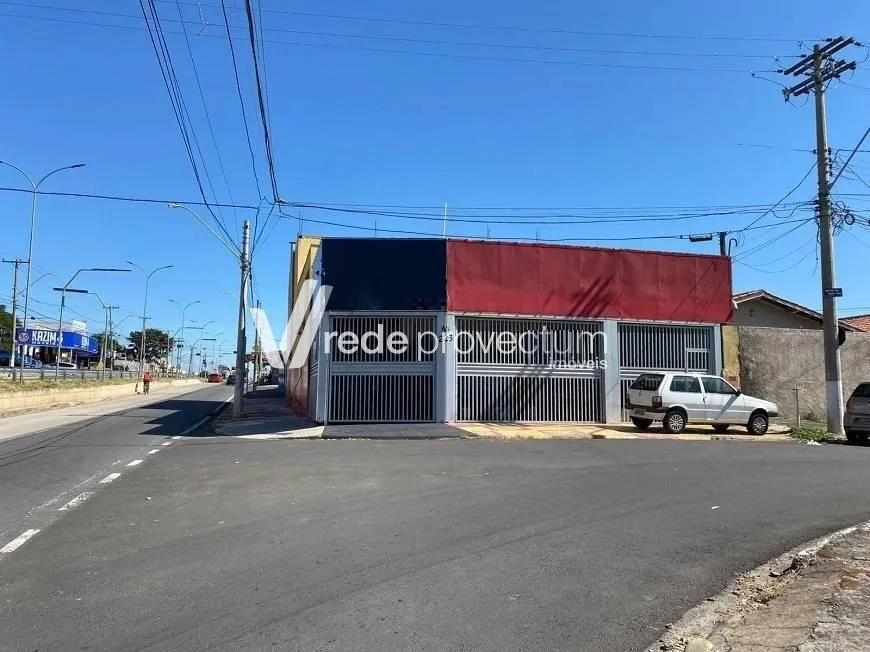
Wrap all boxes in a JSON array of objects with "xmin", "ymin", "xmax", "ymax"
[
  {"xmin": 2, "ymin": 438, "xmax": 870, "ymax": 651},
  {"xmin": 0, "ymin": 384, "xmax": 232, "ymax": 544}
]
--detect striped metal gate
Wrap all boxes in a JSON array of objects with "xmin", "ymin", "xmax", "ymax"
[
  {"xmin": 455, "ymin": 316, "xmax": 604, "ymax": 422},
  {"xmin": 327, "ymin": 315, "xmax": 436, "ymax": 423},
  {"xmin": 618, "ymin": 323, "xmax": 715, "ymax": 420}
]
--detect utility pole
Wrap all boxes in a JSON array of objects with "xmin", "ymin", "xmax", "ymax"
[
  {"xmin": 107, "ymin": 305, "xmax": 119, "ymax": 378},
  {"xmin": 781, "ymin": 36, "xmax": 859, "ymax": 436},
  {"xmin": 718, "ymin": 232, "xmax": 727, "ymax": 257},
  {"xmin": 234, "ymin": 221, "xmax": 250, "ymax": 418},
  {"xmin": 2, "ymin": 259, "xmax": 25, "ymax": 371},
  {"xmin": 253, "ymin": 298, "xmax": 262, "ymax": 386}
]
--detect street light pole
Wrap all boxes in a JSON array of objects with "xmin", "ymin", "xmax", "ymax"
[
  {"xmin": 127, "ymin": 262, "xmax": 173, "ymax": 392},
  {"xmin": 169, "ymin": 204, "xmax": 247, "ymax": 413},
  {"xmin": 169, "ymin": 299, "xmax": 201, "ymax": 377},
  {"xmin": 88, "ymin": 291, "xmax": 110, "ymax": 379},
  {"xmin": 52, "ymin": 267, "xmax": 129, "ymax": 380},
  {"xmin": 0, "ymin": 161, "xmax": 86, "ymax": 382}
]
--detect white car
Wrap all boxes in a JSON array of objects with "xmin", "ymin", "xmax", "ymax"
[
  {"xmin": 43, "ymin": 361, "xmax": 78, "ymax": 370},
  {"xmin": 626, "ymin": 372, "xmax": 779, "ymax": 435}
]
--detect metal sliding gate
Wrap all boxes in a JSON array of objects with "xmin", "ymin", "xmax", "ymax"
[
  {"xmin": 618, "ymin": 323, "xmax": 715, "ymax": 420},
  {"xmin": 327, "ymin": 315, "xmax": 436, "ymax": 423},
  {"xmin": 455, "ymin": 316, "xmax": 605, "ymax": 422}
]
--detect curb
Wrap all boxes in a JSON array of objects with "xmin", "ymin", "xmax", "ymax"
[
  {"xmin": 649, "ymin": 519, "xmax": 870, "ymax": 651},
  {"xmin": 177, "ymin": 395, "xmax": 234, "ymax": 437}
]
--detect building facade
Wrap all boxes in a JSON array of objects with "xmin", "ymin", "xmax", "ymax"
[{"xmin": 287, "ymin": 237, "xmax": 733, "ymax": 424}]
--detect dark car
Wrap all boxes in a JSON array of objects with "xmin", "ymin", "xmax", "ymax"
[
  {"xmin": 226, "ymin": 373, "xmax": 236, "ymax": 385},
  {"xmin": 0, "ymin": 352, "xmax": 42, "ymax": 368}
]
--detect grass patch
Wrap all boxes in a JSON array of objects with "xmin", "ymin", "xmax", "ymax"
[
  {"xmin": 788, "ymin": 426, "xmax": 838, "ymax": 443},
  {"xmin": 0, "ymin": 378, "xmax": 138, "ymax": 393}
]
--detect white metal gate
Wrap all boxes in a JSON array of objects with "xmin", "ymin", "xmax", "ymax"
[
  {"xmin": 327, "ymin": 315, "xmax": 436, "ymax": 423},
  {"xmin": 455, "ymin": 316, "xmax": 604, "ymax": 422},
  {"xmin": 618, "ymin": 323, "xmax": 715, "ymax": 420}
]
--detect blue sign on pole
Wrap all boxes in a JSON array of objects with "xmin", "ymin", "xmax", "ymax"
[{"xmin": 823, "ymin": 288, "xmax": 843, "ymax": 298}]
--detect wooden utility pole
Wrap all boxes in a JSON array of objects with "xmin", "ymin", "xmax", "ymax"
[
  {"xmin": 780, "ymin": 37, "xmax": 858, "ymax": 436},
  {"xmin": 2, "ymin": 258, "xmax": 25, "ymax": 370}
]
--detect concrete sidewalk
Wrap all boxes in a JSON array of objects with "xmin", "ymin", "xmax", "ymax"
[
  {"xmin": 211, "ymin": 385, "xmax": 796, "ymax": 442},
  {"xmin": 0, "ymin": 380, "xmax": 207, "ymax": 443},
  {"xmin": 212, "ymin": 386, "xmax": 468, "ymax": 439},
  {"xmin": 656, "ymin": 523, "xmax": 870, "ymax": 652}
]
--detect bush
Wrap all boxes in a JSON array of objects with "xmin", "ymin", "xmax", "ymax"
[{"xmin": 789, "ymin": 427, "xmax": 837, "ymax": 443}]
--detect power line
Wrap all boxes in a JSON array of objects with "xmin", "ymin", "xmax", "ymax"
[
  {"xmin": 220, "ymin": 0, "xmax": 263, "ymax": 199},
  {"xmin": 277, "ymin": 206, "xmax": 813, "ymax": 242},
  {"xmin": 173, "ymin": 0, "xmax": 240, "ymax": 238},
  {"xmin": 734, "ymin": 218, "xmax": 816, "ymax": 261},
  {"xmin": 167, "ymin": 1, "xmax": 815, "ymax": 44},
  {"xmin": 0, "ymin": 1, "xmax": 811, "ymax": 48},
  {"xmin": 0, "ymin": 8, "xmax": 781, "ymax": 74},
  {"xmin": 137, "ymin": 0, "xmax": 237, "ymax": 247},
  {"xmin": 282, "ymin": 201, "xmax": 815, "ymax": 225},
  {"xmin": 243, "ymin": 0, "xmax": 279, "ymax": 206},
  {"xmin": 740, "ymin": 162, "xmax": 818, "ymax": 231},
  {"xmin": 0, "ymin": 185, "xmax": 259, "ymax": 208}
]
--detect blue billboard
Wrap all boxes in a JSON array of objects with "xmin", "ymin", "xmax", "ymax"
[{"xmin": 15, "ymin": 329, "xmax": 99, "ymax": 354}]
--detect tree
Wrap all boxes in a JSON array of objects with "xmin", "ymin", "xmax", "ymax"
[
  {"xmin": 127, "ymin": 329, "xmax": 174, "ymax": 363},
  {"xmin": 92, "ymin": 332, "xmax": 125, "ymax": 355},
  {"xmin": 0, "ymin": 304, "xmax": 14, "ymax": 353}
]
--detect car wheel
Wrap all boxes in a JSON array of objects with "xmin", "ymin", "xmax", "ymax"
[
  {"xmin": 846, "ymin": 430, "xmax": 869, "ymax": 445},
  {"xmin": 747, "ymin": 411, "xmax": 769, "ymax": 435},
  {"xmin": 712, "ymin": 424, "xmax": 730, "ymax": 434},
  {"xmin": 630, "ymin": 417, "xmax": 653, "ymax": 431},
  {"xmin": 663, "ymin": 409, "xmax": 686, "ymax": 434}
]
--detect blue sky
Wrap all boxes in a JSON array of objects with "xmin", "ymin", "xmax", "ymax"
[{"xmin": 1, "ymin": 0, "xmax": 869, "ymax": 355}]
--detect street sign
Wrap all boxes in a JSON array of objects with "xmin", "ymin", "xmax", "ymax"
[{"xmin": 823, "ymin": 288, "xmax": 843, "ymax": 298}]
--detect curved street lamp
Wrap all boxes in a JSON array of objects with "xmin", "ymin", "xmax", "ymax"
[
  {"xmin": 0, "ymin": 161, "xmax": 85, "ymax": 379},
  {"xmin": 169, "ymin": 298, "xmax": 201, "ymax": 374},
  {"xmin": 127, "ymin": 261, "xmax": 173, "ymax": 391}
]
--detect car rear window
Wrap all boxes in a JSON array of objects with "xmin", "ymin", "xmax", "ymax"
[
  {"xmin": 850, "ymin": 383, "xmax": 870, "ymax": 398},
  {"xmin": 630, "ymin": 374, "xmax": 664, "ymax": 391}
]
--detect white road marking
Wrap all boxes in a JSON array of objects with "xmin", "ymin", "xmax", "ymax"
[
  {"xmin": 171, "ymin": 435, "xmax": 182, "ymax": 440},
  {"xmin": 127, "ymin": 459, "xmax": 143, "ymax": 467},
  {"xmin": 100, "ymin": 473, "xmax": 122, "ymax": 484},
  {"xmin": 147, "ymin": 449, "xmax": 160, "ymax": 455},
  {"xmin": 711, "ymin": 506, "xmax": 720, "ymax": 510},
  {"xmin": 161, "ymin": 442, "xmax": 171, "ymax": 446},
  {"xmin": 58, "ymin": 492, "xmax": 94, "ymax": 512},
  {"xmin": 1, "ymin": 529, "xmax": 41, "ymax": 554}
]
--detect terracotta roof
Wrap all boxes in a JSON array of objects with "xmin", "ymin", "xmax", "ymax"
[
  {"xmin": 733, "ymin": 289, "xmax": 862, "ymax": 332},
  {"xmin": 841, "ymin": 314, "xmax": 870, "ymax": 332}
]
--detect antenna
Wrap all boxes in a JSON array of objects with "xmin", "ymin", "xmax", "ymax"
[{"xmin": 442, "ymin": 202, "xmax": 448, "ymax": 238}]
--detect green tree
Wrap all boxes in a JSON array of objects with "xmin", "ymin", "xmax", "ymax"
[
  {"xmin": 1, "ymin": 304, "xmax": 17, "ymax": 353},
  {"xmin": 92, "ymin": 332, "xmax": 125, "ymax": 355},
  {"xmin": 127, "ymin": 329, "xmax": 174, "ymax": 363}
]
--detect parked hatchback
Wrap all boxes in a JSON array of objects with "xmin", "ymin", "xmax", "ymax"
[
  {"xmin": 844, "ymin": 383, "xmax": 870, "ymax": 444},
  {"xmin": 626, "ymin": 372, "xmax": 779, "ymax": 435}
]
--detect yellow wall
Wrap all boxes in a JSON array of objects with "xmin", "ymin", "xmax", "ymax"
[
  {"xmin": 288, "ymin": 235, "xmax": 321, "ymax": 321},
  {"xmin": 722, "ymin": 324, "xmax": 740, "ymax": 388}
]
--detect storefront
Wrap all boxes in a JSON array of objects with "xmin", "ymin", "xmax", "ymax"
[{"xmin": 15, "ymin": 327, "xmax": 100, "ymax": 366}]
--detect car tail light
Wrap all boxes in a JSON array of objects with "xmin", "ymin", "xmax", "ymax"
[{"xmin": 652, "ymin": 395, "xmax": 663, "ymax": 409}]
